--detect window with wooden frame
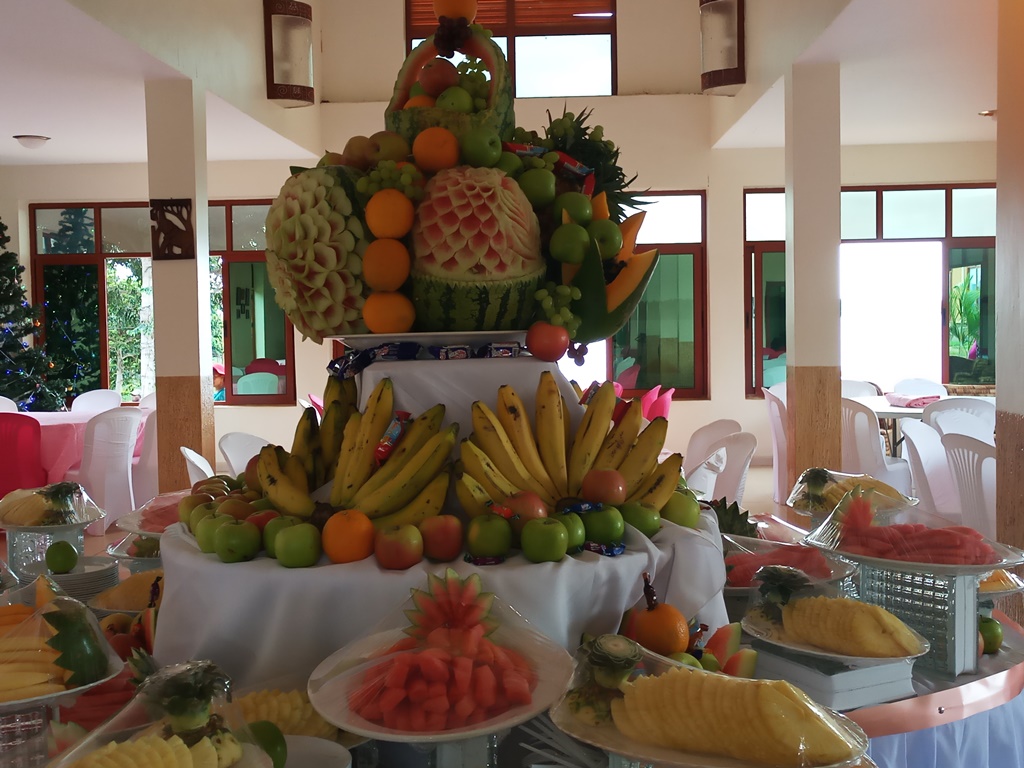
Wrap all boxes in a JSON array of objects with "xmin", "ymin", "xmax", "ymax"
[{"xmin": 407, "ymin": 0, "xmax": 616, "ymax": 97}]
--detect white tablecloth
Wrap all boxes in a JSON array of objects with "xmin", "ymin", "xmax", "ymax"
[{"xmin": 154, "ymin": 512, "xmax": 727, "ymax": 691}]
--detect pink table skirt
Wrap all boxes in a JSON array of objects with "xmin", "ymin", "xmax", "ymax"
[{"xmin": 26, "ymin": 411, "xmax": 146, "ymax": 484}]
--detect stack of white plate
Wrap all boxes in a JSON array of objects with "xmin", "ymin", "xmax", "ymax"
[{"xmin": 20, "ymin": 556, "xmax": 119, "ymax": 604}]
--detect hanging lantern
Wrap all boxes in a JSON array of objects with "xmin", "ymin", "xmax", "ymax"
[
  {"xmin": 699, "ymin": 0, "xmax": 745, "ymax": 94},
  {"xmin": 263, "ymin": 0, "xmax": 315, "ymax": 107}
]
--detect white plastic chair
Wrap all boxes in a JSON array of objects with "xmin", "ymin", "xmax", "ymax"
[
  {"xmin": 942, "ymin": 433, "xmax": 996, "ymax": 539},
  {"xmin": 841, "ymin": 379, "xmax": 878, "ymax": 397},
  {"xmin": 687, "ymin": 432, "xmax": 757, "ymax": 505},
  {"xmin": 767, "ymin": 381, "xmax": 787, "ymax": 401},
  {"xmin": 923, "ymin": 397, "xmax": 995, "ymax": 433},
  {"xmin": 682, "ymin": 419, "xmax": 742, "ymax": 478},
  {"xmin": 900, "ymin": 419, "xmax": 961, "ymax": 523},
  {"xmin": 219, "ymin": 432, "xmax": 271, "ymax": 476},
  {"xmin": 892, "ymin": 378, "xmax": 948, "ymax": 396},
  {"xmin": 931, "ymin": 410, "xmax": 995, "ymax": 445},
  {"xmin": 236, "ymin": 372, "xmax": 280, "ymax": 395},
  {"xmin": 132, "ymin": 410, "xmax": 159, "ymax": 507},
  {"xmin": 64, "ymin": 408, "xmax": 144, "ymax": 533},
  {"xmin": 70, "ymin": 389, "xmax": 122, "ymax": 413},
  {"xmin": 180, "ymin": 446, "xmax": 215, "ymax": 485},
  {"xmin": 840, "ymin": 397, "xmax": 912, "ymax": 495},
  {"xmin": 763, "ymin": 387, "xmax": 789, "ymax": 504},
  {"xmin": 138, "ymin": 392, "xmax": 157, "ymax": 410},
  {"xmin": 0, "ymin": 396, "xmax": 18, "ymax": 413}
]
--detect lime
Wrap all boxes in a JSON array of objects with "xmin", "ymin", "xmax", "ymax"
[
  {"xmin": 979, "ymin": 615, "xmax": 1003, "ymax": 654},
  {"xmin": 45, "ymin": 541, "xmax": 79, "ymax": 574},
  {"xmin": 247, "ymin": 720, "xmax": 287, "ymax": 768}
]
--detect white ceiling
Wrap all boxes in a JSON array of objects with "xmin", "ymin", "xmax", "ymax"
[{"xmin": 0, "ymin": 0, "xmax": 998, "ymax": 166}]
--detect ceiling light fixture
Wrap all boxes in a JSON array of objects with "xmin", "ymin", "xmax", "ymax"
[
  {"xmin": 979, "ymin": 109, "xmax": 997, "ymax": 118},
  {"xmin": 13, "ymin": 134, "xmax": 50, "ymax": 149},
  {"xmin": 699, "ymin": 0, "xmax": 745, "ymax": 95},
  {"xmin": 263, "ymin": 0, "xmax": 314, "ymax": 107}
]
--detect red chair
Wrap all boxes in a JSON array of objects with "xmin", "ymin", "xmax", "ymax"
[
  {"xmin": 244, "ymin": 358, "xmax": 283, "ymax": 375},
  {"xmin": 0, "ymin": 414, "xmax": 47, "ymax": 498}
]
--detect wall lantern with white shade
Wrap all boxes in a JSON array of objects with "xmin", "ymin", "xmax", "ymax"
[
  {"xmin": 699, "ymin": 0, "xmax": 745, "ymax": 95},
  {"xmin": 263, "ymin": 0, "xmax": 314, "ymax": 107},
  {"xmin": 13, "ymin": 135, "xmax": 50, "ymax": 149}
]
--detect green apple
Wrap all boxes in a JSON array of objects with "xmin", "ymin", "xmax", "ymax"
[
  {"xmin": 520, "ymin": 518, "xmax": 569, "ymax": 563},
  {"xmin": 250, "ymin": 497, "xmax": 278, "ymax": 512},
  {"xmin": 435, "ymin": 85, "xmax": 474, "ymax": 113},
  {"xmin": 619, "ymin": 501, "xmax": 661, "ymax": 539},
  {"xmin": 582, "ymin": 505, "xmax": 625, "ymax": 546},
  {"xmin": 195, "ymin": 512, "xmax": 233, "ymax": 554},
  {"xmin": 553, "ymin": 191, "xmax": 593, "ymax": 226},
  {"xmin": 263, "ymin": 515, "xmax": 303, "ymax": 558},
  {"xmin": 213, "ymin": 519, "xmax": 262, "ymax": 563},
  {"xmin": 979, "ymin": 615, "xmax": 1003, "ymax": 654},
  {"xmin": 549, "ymin": 222, "xmax": 591, "ymax": 264},
  {"xmin": 558, "ymin": 512, "xmax": 586, "ymax": 552},
  {"xmin": 369, "ymin": 130, "xmax": 411, "ymax": 164},
  {"xmin": 669, "ymin": 651, "xmax": 703, "ymax": 669},
  {"xmin": 661, "ymin": 490, "xmax": 701, "ymax": 529},
  {"xmin": 587, "ymin": 218, "xmax": 624, "ymax": 260},
  {"xmin": 189, "ymin": 501, "xmax": 220, "ymax": 534},
  {"xmin": 316, "ymin": 151, "xmax": 345, "ymax": 167},
  {"xmin": 516, "ymin": 168, "xmax": 557, "ymax": 207},
  {"xmin": 460, "ymin": 126, "xmax": 503, "ymax": 167},
  {"xmin": 495, "ymin": 151, "xmax": 524, "ymax": 178},
  {"xmin": 275, "ymin": 523, "xmax": 322, "ymax": 568},
  {"xmin": 466, "ymin": 514, "xmax": 513, "ymax": 559},
  {"xmin": 178, "ymin": 493, "xmax": 215, "ymax": 524}
]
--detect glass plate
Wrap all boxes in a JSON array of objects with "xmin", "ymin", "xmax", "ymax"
[
  {"xmin": 549, "ymin": 690, "xmax": 869, "ymax": 768},
  {"xmin": 722, "ymin": 536, "xmax": 858, "ymax": 596},
  {"xmin": 978, "ymin": 569, "xmax": 1024, "ymax": 600},
  {"xmin": 741, "ymin": 608, "xmax": 930, "ymax": 666},
  {"xmin": 307, "ymin": 628, "xmax": 573, "ymax": 744},
  {"xmin": 106, "ymin": 533, "xmax": 161, "ymax": 562},
  {"xmin": 284, "ymin": 735, "xmax": 352, "ymax": 768},
  {"xmin": 809, "ymin": 541, "xmax": 1024, "ymax": 576},
  {"xmin": 115, "ymin": 509, "xmax": 172, "ymax": 539},
  {"xmin": 329, "ymin": 331, "xmax": 526, "ymax": 352}
]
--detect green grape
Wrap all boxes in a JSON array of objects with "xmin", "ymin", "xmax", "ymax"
[
  {"xmin": 558, "ymin": 307, "xmax": 573, "ymax": 321},
  {"xmin": 549, "ymin": 315, "xmax": 565, "ymax": 327},
  {"xmin": 541, "ymin": 296, "xmax": 554, "ymax": 312},
  {"xmin": 571, "ymin": 287, "xmax": 582, "ymax": 301},
  {"xmin": 356, "ymin": 177, "xmax": 370, "ymax": 193},
  {"xmin": 554, "ymin": 284, "xmax": 572, "ymax": 298},
  {"xmin": 534, "ymin": 289, "xmax": 548, "ymax": 301}
]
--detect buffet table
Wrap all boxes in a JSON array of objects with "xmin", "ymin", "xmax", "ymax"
[{"xmin": 153, "ymin": 513, "xmax": 728, "ymax": 691}]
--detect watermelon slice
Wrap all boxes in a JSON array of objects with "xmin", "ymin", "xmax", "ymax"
[
  {"xmin": 703, "ymin": 622, "xmax": 742, "ymax": 664},
  {"xmin": 722, "ymin": 648, "xmax": 759, "ymax": 678}
]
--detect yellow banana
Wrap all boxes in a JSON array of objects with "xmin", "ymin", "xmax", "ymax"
[
  {"xmin": 257, "ymin": 445, "xmax": 283, "ymax": 495},
  {"xmin": 318, "ymin": 401, "xmax": 347, "ymax": 481},
  {"xmin": 323, "ymin": 375, "xmax": 358, "ymax": 415},
  {"xmin": 455, "ymin": 470, "xmax": 493, "ymax": 518},
  {"xmin": 459, "ymin": 439, "xmax": 520, "ymax": 502},
  {"xmin": 535, "ymin": 371, "xmax": 568, "ymax": 498},
  {"xmin": 282, "ymin": 453, "xmax": 310, "ymax": 495},
  {"xmin": 496, "ymin": 384, "xmax": 560, "ymax": 501},
  {"xmin": 352, "ymin": 404, "xmax": 445, "ymax": 502},
  {"xmin": 336, "ymin": 378, "xmax": 395, "ymax": 506},
  {"xmin": 562, "ymin": 395, "xmax": 573, "ymax": 452},
  {"xmin": 259, "ymin": 446, "xmax": 314, "ymax": 517},
  {"xmin": 626, "ymin": 452, "xmax": 683, "ymax": 509},
  {"xmin": 592, "ymin": 399, "xmax": 643, "ymax": 472},
  {"xmin": 353, "ymin": 425, "xmax": 458, "ymax": 518},
  {"xmin": 290, "ymin": 407, "xmax": 321, "ymax": 489},
  {"xmin": 618, "ymin": 417, "xmax": 669, "ymax": 499},
  {"xmin": 330, "ymin": 412, "xmax": 362, "ymax": 507},
  {"xmin": 471, "ymin": 401, "xmax": 554, "ymax": 506},
  {"xmin": 370, "ymin": 471, "xmax": 451, "ymax": 530},
  {"xmin": 567, "ymin": 381, "xmax": 617, "ymax": 495}
]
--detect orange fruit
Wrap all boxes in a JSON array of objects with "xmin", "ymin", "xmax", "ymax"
[
  {"xmin": 363, "ymin": 239, "xmax": 411, "ymax": 291},
  {"xmin": 322, "ymin": 509, "xmax": 375, "ymax": 564},
  {"xmin": 433, "ymin": 0, "xmax": 477, "ymax": 21},
  {"xmin": 404, "ymin": 94, "xmax": 437, "ymax": 109},
  {"xmin": 363, "ymin": 291, "xmax": 416, "ymax": 334},
  {"xmin": 364, "ymin": 189, "xmax": 415, "ymax": 239},
  {"xmin": 412, "ymin": 126, "xmax": 460, "ymax": 174},
  {"xmin": 629, "ymin": 574, "xmax": 690, "ymax": 656}
]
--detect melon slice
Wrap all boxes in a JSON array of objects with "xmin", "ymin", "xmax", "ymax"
[
  {"xmin": 703, "ymin": 621, "xmax": 742, "ymax": 664},
  {"xmin": 722, "ymin": 648, "xmax": 758, "ymax": 678}
]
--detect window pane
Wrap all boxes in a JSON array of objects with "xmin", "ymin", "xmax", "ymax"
[
  {"xmin": 611, "ymin": 253, "xmax": 696, "ymax": 391},
  {"xmin": 841, "ymin": 190, "xmax": 876, "ymax": 240},
  {"xmin": 105, "ymin": 258, "xmax": 154, "ymax": 401},
  {"xmin": 209, "ymin": 206, "xmax": 227, "ymax": 252},
  {"xmin": 41, "ymin": 263, "xmax": 102, "ymax": 395},
  {"xmin": 627, "ymin": 195, "xmax": 702, "ymax": 244},
  {"xmin": 101, "ymin": 207, "xmax": 151, "ymax": 254},
  {"xmin": 745, "ymin": 192, "xmax": 785, "ymax": 242},
  {"xmin": 210, "ymin": 256, "xmax": 224, "ymax": 385},
  {"xmin": 36, "ymin": 208, "xmax": 95, "ymax": 254},
  {"xmin": 228, "ymin": 261, "xmax": 288, "ymax": 396},
  {"xmin": 760, "ymin": 250, "xmax": 787, "ymax": 388},
  {"xmin": 411, "ymin": 37, "xmax": 509, "ymax": 69},
  {"xmin": 231, "ymin": 205, "xmax": 270, "ymax": 251},
  {"xmin": 515, "ymin": 35, "xmax": 611, "ymax": 97},
  {"xmin": 952, "ymin": 187, "xmax": 996, "ymax": 238},
  {"xmin": 881, "ymin": 189, "xmax": 945, "ymax": 239},
  {"xmin": 948, "ymin": 247, "xmax": 995, "ymax": 384}
]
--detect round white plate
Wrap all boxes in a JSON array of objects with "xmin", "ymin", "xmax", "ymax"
[
  {"xmin": 741, "ymin": 608, "xmax": 930, "ymax": 666},
  {"xmin": 549, "ymin": 691, "xmax": 868, "ymax": 768},
  {"xmin": 330, "ymin": 331, "xmax": 526, "ymax": 352},
  {"xmin": 978, "ymin": 569, "xmax": 1024, "ymax": 600},
  {"xmin": 308, "ymin": 628, "xmax": 573, "ymax": 744},
  {"xmin": 809, "ymin": 540, "xmax": 1024, "ymax": 576},
  {"xmin": 115, "ymin": 509, "xmax": 167, "ymax": 539},
  {"xmin": 285, "ymin": 736, "xmax": 351, "ymax": 768}
]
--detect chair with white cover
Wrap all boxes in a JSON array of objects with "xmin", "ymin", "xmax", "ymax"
[
  {"xmin": 841, "ymin": 379, "xmax": 879, "ymax": 397},
  {"xmin": 686, "ymin": 432, "xmax": 757, "ymax": 505},
  {"xmin": 763, "ymin": 387, "xmax": 789, "ymax": 504},
  {"xmin": 64, "ymin": 408, "xmax": 145, "ymax": 533},
  {"xmin": 892, "ymin": 378, "xmax": 948, "ymax": 396},
  {"xmin": 235, "ymin": 372, "xmax": 280, "ymax": 395},
  {"xmin": 767, "ymin": 381, "xmax": 786, "ymax": 401},
  {"xmin": 840, "ymin": 397, "xmax": 912, "ymax": 495},
  {"xmin": 942, "ymin": 433, "xmax": 996, "ymax": 539},
  {"xmin": 682, "ymin": 419, "xmax": 742, "ymax": 478},
  {"xmin": 923, "ymin": 397, "xmax": 995, "ymax": 432},
  {"xmin": 900, "ymin": 419, "xmax": 961, "ymax": 523},
  {"xmin": 0, "ymin": 396, "xmax": 18, "ymax": 413},
  {"xmin": 931, "ymin": 410, "xmax": 995, "ymax": 445},
  {"xmin": 70, "ymin": 389, "xmax": 121, "ymax": 413},
  {"xmin": 132, "ymin": 410, "xmax": 159, "ymax": 507},
  {"xmin": 180, "ymin": 446, "xmax": 215, "ymax": 485},
  {"xmin": 138, "ymin": 392, "xmax": 157, "ymax": 410},
  {"xmin": 219, "ymin": 432, "xmax": 271, "ymax": 476}
]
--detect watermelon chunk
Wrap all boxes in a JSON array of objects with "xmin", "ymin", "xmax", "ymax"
[
  {"xmin": 704, "ymin": 622, "xmax": 742, "ymax": 663},
  {"xmin": 473, "ymin": 664, "xmax": 497, "ymax": 709},
  {"xmin": 722, "ymin": 648, "xmax": 759, "ymax": 678}
]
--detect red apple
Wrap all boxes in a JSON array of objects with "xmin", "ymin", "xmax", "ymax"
[
  {"xmin": 246, "ymin": 509, "xmax": 282, "ymax": 533},
  {"xmin": 418, "ymin": 515, "xmax": 464, "ymax": 562},
  {"xmin": 417, "ymin": 57, "xmax": 460, "ymax": 98},
  {"xmin": 375, "ymin": 525, "xmax": 424, "ymax": 570},
  {"xmin": 244, "ymin": 454, "xmax": 263, "ymax": 494},
  {"xmin": 216, "ymin": 497, "xmax": 256, "ymax": 521},
  {"xmin": 581, "ymin": 468, "xmax": 628, "ymax": 505},
  {"xmin": 503, "ymin": 490, "xmax": 548, "ymax": 546}
]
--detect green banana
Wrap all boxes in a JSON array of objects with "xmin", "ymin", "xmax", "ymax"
[{"xmin": 370, "ymin": 471, "xmax": 451, "ymax": 530}]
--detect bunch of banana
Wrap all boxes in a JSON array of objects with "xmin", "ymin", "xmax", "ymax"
[
  {"xmin": 255, "ymin": 444, "xmax": 315, "ymax": 518},
  {"xmin": 455, "ymin": 372, "xmax": 681, "ymax": 516},
  {"xmin": 780, "ymin": 595, "xmax": 921, "ymax": 658},
  {"xmin": 236, "ymin": 688, "xmax": 338, "ymax": 739}
]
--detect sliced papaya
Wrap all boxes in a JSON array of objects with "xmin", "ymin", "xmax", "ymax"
[{"xmin": 591, "ymin": 191, "xmax": 610, "ymax": 221}]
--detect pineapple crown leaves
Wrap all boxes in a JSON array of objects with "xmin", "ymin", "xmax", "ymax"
[
  {"xmin": 708, "ymin": 497, "xmax": 758, "ymax": 538},
  {"xmin": 127, "ymin": 647, "xmax": 160, "ymax": 688},
  {"xmin": 139, "ymin": 660, "xmax": 233, "ymax": 718},
  {"xmin": 756, "ymin": 566, "xmax": 814, "ymax": 622}
]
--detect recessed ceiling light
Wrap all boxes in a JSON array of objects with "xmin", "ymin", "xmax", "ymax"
[
  {"xmin": 979, "ymin": 110, "xmax": 997, "ymax": 118},
  {"xmin": 13, "ymin": 134, "xmax": 50, "ymax": 149}
]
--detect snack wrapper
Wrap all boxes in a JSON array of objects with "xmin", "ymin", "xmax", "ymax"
[
  {"xmin": 307, "ymin": 567, "xmax": 572, "ymax": 741},
  {"xmin": 49, "ymin": 660, "xmax": 274, "ymax": 768},
  {"xmin": 0, "ymin": 483, "xmax": 104, "ymax": 528},
  {"xmin": 787, "ymin": 468, "xmax": 916, "ymax": 521}
]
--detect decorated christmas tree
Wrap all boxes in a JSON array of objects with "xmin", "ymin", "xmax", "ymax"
[{"xmin": 0, "ymin": 215, "xmax": 71, "ymax": 410}]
